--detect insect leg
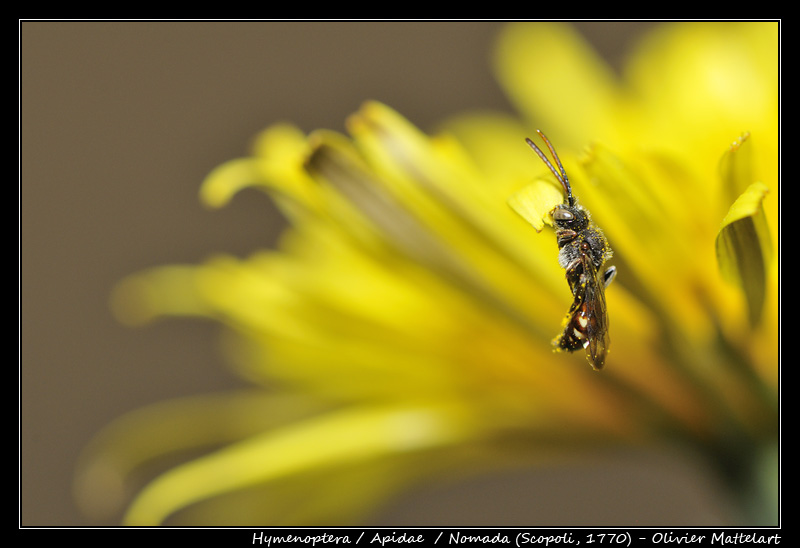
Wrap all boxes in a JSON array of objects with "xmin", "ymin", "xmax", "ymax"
[{"xmin": 603, "ymin": 266, "xmax": 617, "ymax": 288}]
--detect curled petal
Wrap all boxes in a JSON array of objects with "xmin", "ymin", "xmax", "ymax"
[
  {"xmin": 715, "ymin": 181, "xmax": 772, "ymax": 326},
  {"xmin": 718, "ymin": 132, "xmax": 754, "ymax": 216},
  {"xmin": 200, "ymin": 124, "xmax": 321, "ymax": 221},
  {"xmin": 199, "ymin": 158, "xmax": 262, "ymax": 209}
]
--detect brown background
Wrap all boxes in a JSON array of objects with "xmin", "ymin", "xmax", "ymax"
[{"xmin": 21, "ymin": 21, "xmax": 736, "ymax": 526}]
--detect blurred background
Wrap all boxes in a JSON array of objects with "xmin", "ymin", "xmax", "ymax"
[{"xmin": 21, "ymin": 21, "xmax": 738, "ymax": 526}]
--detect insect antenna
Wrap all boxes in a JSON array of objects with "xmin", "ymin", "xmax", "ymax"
[{"xmin": 525, "ymin": 130, "xmax": 574, "ymax": 207}]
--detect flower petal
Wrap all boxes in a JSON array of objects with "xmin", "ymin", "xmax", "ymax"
[
  {"xmin": 122, "ymin": 404, "xmax": 472, "ymax": 525},
  {"xmin": 200, "ymin": 123, "xmax": 321, "ymax": 221},
  {"xmin": 73, "ymin": 391, "xmax": 326, "ymax": 521},
  {"xmin": 110, "ymin": 265, "xmax": 214, "ymax": 326},
  {"xmin": 507, "ymin": 179, "xmax": 563, "ymax": 232},
  {"xmin": 199, "ymin": 157, "xmax": 261, "ymax": 209},
  {"xmin": 493, "ymin": 22, "xmax": 623, "ymax": 148},
  {"xmin": 626, "ymin": 22, "xmax": 778, "ymax": 156},
  {"xmin": 718, "ymin": 132, "xmax": 754, "ymax": 214},
  {"xmin": 715, "ymin": 181, "xmax": 771, "ymax": 325}
]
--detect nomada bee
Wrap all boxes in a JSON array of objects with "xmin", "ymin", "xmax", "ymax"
[{"xmin": 525, "ymin": 130, "xmax": 616, "ymax": 370}]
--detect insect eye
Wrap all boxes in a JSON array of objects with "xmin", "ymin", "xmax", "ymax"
[{"xmin": 553, "ymin": 208, "xmax": 574, "ymax": 221}]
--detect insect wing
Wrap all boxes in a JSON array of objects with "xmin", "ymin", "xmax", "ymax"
[
  {"xmin": 582, "ymin": 254, "xmax": 610, "ymax": 369},
  {"xmin": 554, "ymin": 251, "xmax": 610, "ymax": 370}
]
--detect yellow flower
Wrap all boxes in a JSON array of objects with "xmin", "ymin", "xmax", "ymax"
[{"xmin": 75, "ymin": 22, "xmax": 778, "ymax": 526}]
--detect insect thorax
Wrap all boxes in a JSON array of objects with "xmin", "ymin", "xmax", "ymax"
[{"xmin": 554, "ymin": 205, "xmax": 612, "ymax": 271}]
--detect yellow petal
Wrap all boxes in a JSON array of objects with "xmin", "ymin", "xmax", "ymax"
[
  {"xmin": 122, "ymin": 404, "xmax": 471, "ymax": 525},
  {"xmin": 308, "ymin": 112, "xmax": 564, "ymax": 338},
  {"xmin": 441, "ymin": 112, "xmax": 538, "ymax": 194},
  {"xmin": 507, "ymin": 179, "xmax": 563, "ymax": 232},
  {"xmin": 199, "ymin": 158, "xmax": 261, "ymax": 209},
  {"xmin": 493, "ymin": 22, "xmax": 623, "ymax": 148},
  {"xmin": 200, "ymin": 123, "xmax": 321, "ymax": 221},
  {"xmin": 73, "ymin": 392, "xmax": 325, "ymax": 521},
  {"xmin": 110, "ymin": 265, "xmax": 213, "ymax": 326},
  {"xmin": 718, "ymin": 132, "xmax": 754, "ymax": 212},
  {"xmin": 626, "ymin": 22, "xmax": 778, "ymax": 159},
  {"xmin": 715, "ymin": 181, "xmax": 771, "ymax": 325}
]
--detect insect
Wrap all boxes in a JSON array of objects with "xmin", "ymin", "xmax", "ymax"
[{"xmin": 525, "ymin": 130, "xmax": 616, "ymax": 370}]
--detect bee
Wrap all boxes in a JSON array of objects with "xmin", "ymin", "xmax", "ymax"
[{"xmin": 525, "ymin": 130, "xmax": 616, "ymax": 370}]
